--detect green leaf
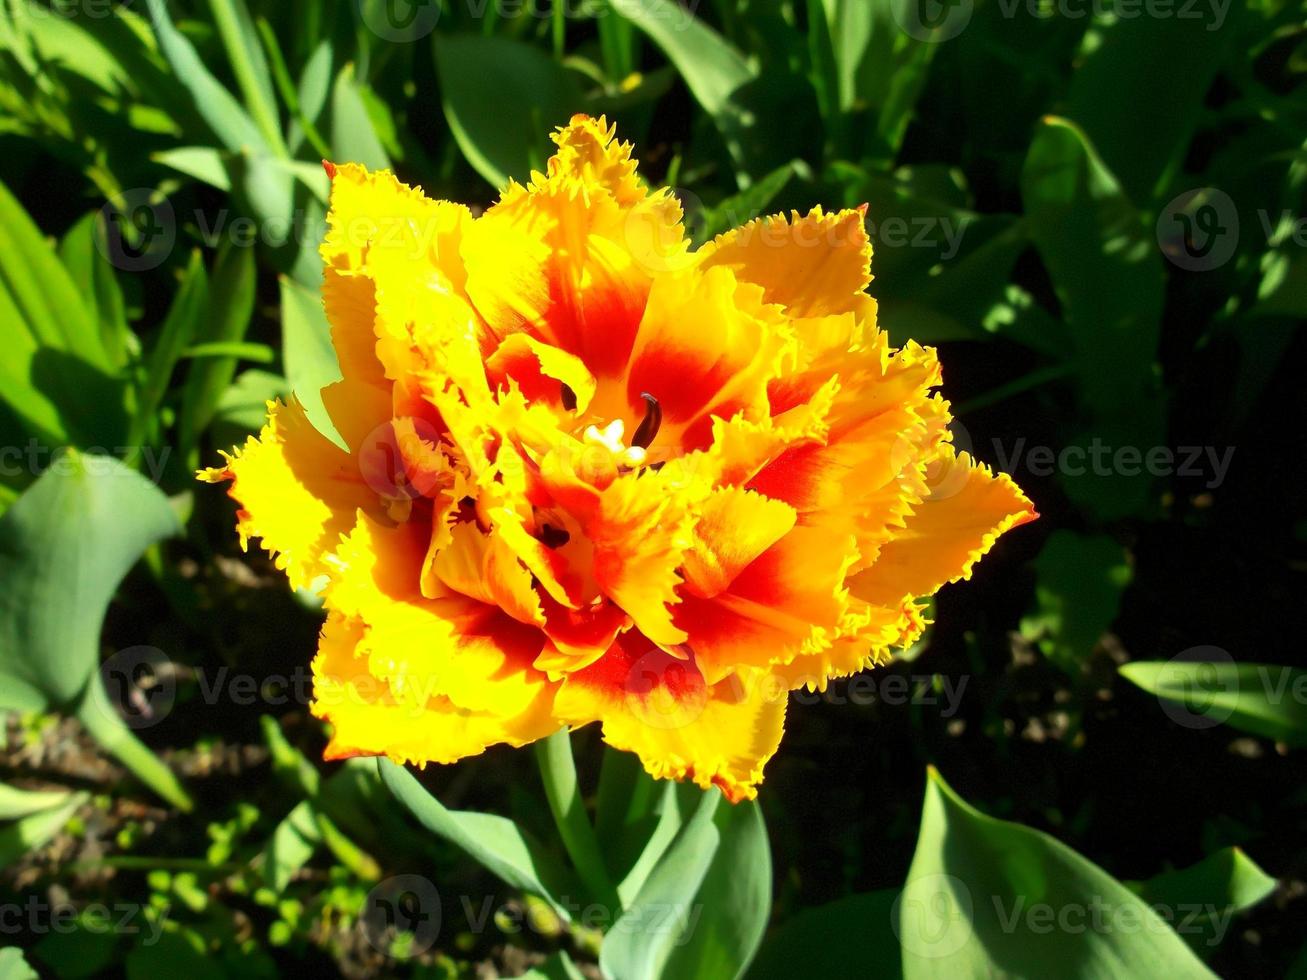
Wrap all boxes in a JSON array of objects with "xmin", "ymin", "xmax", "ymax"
[
  {"xmin": 694, "ymin": 162, "xmax": 800, "ymax": 244},
  {"xmin": 207, "ymin": 0, "xmax": 285, "ymax": 154},
  {"xmin": 0, "ymin": 792, "xmax": 86, "ymax": 871},
  {"xmin": 211, "ymin": 369, "xmax": 288, "ymax": 445},
  {"xmin": 1020, "ymin": 531, "xmax": 1131, "ymax": 673},
  {"xmin": 330, "ymin": 63, "xmax": 389, "ymax": 171},
  {"xmin": 152, "ymin": 147, "xmax": 234, "ymax": 192},
  {"xmin": 615, "ymin": 781, "xmax": 700, "ymax": 908},
  {"xmin": 261, "ymin": 799, "xmax": 320, "ymax": 893},
  {"xmin": 179, "ymin": 241, "xmax": 257, "ymax": 456},
  {"xmin": 0, "ymin": 451, "xmax": 180, "ymax": 708},
  {"xmin": 1019, "ymin": 117, "xmax": 1163, "ymax": 415},
  {"xmin": 747, "ymin": 890, "xmax": 901, "ymax": 980},
  {"xmin": 135, "ymin": 249, "xmax": 209, "ymax": 445},
  {"xmin": 279, "ymin": 274, "xmax": 341, "ymax": 445},
  {"xmin": 600, "ymin": 788, "xmax": 722, "ymax": 980},
  {"xmin": 1066, "ymin": 12, "xmax": 1237, "ymax": 203},
  {"xmin": 0, "ymin": 947, "xmax": 38, "ymax": 980},
  {"xmin": 144, "ymin": 0, "xmax": 268, "ymax": 154},
  {"xmin": 520, "ymin": 950, "xmax": 586, "ymax": 980},
  {"xmin": 0, "ymin": 179, "xmax": 125, "ymax": 448},
  {"xmin": 379, "ymin": 759, "xmax": 580, "ymax": 920},
  {"xmin": 897, "ymin": 767, "xmax": 1217, "ymax": 978},
  {"xmin": 1119, "ymin": 660, "xmax": 1307, "ymax": 748},
  {"xmin": 609, "ymin": 0, "xmax": 770, "ymax": 178},
  {"xmin": 595, "ymin": 747, "xmax": 663, "ymax": 887},
  {"xmin": 58, "ymin": 213, "xmax": 130, "ymax": 370},
  {"xmin": 665, "ymin": 799, "xmax": 771, "ymax": 980},
  {"xmin": 0, "ymin": 782, "xmax": 74, "ymax": 820},
  {"xmin": 535, "ymin": 730, "xmax": 618, "ymax": 908},
  {"xmin": 434, "ymin": 33, "xmax": 583, "ymax": 189},
  {"xmin": 1134, "ymin": 848, "xmax": 1277, "ymax": 951}
]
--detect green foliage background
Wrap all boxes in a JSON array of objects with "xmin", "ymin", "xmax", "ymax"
[{"xmin": 0, "ymin": 0, "xmax": 1303, "ymax": 977}]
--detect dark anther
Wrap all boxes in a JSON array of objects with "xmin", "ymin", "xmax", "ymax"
[
  {"xmin": 631, "ymin": 392, "xmax": 662, "ymax": 449},
  {"xmin": 560, "ymin": 383, "xmax": 578, "ymax": 412},
  {"xmin": 459, "ymin": 496, "xmax": 476, "ymax": 509},
  {"xmin": 539, "ymin": 523, "xmax": 570, "ymax": 549}
]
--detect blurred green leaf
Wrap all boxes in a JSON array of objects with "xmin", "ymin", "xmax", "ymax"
[
  {"xmin": 0, "ymin": 791, "xmax": 86, "ymax": 872},
  {"xmin": 206, "ymin": 0, "xmax": 285, "ymax": 154},
  {"xmin": 1067, "ymin": 13, "xmax": 1236, "ymax": 203},
  {"xmin": 379, "ymin": 759, "xmax": 580, "ymax": 920},
  {"xmin": 1020, "ymin": 531, "xmax": 1131, "ymax": 673},
  {"xmin": 58, "ymin": 213, "xmax": 131, "ymax": 370},
  {"xmin": 600, "ymin": 788, "xmax": 721, "ymax": 980},
  {"xmin": 330, "ymin": 63, "xmax": 389, "ymax": 171},
  {"xmin": 0, "ymin": 948, "xmax": 37, "ymax": 980},
  {"xmin": 145, "ymin": 0, "xmax": 267, "ymax": 154},
  {"xmin": 434, "ymin": 33, "xmax": 583, "ymax": 188},
  {"xmin": 134, "ymin": 249, "xmax": 209, "ymax": 446},
  {"xmin": 0, "ymin": 782, "xmax": 74, "ymax": 820},
  {"xmin": 898, "ymin": 767, "xmax": 1217, "ymax": 977},
  {"xmin": 1120, "ymin": 660, "xmax": 1307, "ymax": 748},
  {"xmin": 0, "ymin": 179, "xmax": 126, "ymax": 449},
  {"xmin": 1134, "ymin": 847, "xmax": 1277, "ymax": 950},
  {"xmin": 595, "ymin": 747, "xmax": 664, "ymax": 888},
  {"xmin": 1020, "ymin": 116, "xmax": 1163, "ymax": 414},
  {"xmin": 0, "ymin": 451, "xmax": 179, "ymax": 708}
]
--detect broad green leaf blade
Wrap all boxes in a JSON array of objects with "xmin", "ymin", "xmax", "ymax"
[
  {"xmin": 279, "ymin": 274, "xmax": 342, "ymax": 446},
  {"xmin": 152, "ymin": 146, "xmax": 234, "ymax": 192},
  {"xmin": 144, "ymin": 0, "xmax": 268, "ymax": 154},
  {"xmin": 1019, "ymin": 116, "xmax": 1163, "ymax": 415},
  {"xmin": 0, "ymin": 791, "xmax": 86, "ymax": 872},
  {"xmin": 0, "ymin": 180, "xmax": 125, "ymax": 449},
  {"xmin": 1020, "ymin": 531, "xmax": 1131, "ymax": 673},
  {"xmin": 58, "ymin": 213, "xmax": 130, "ymax": 370},
  {"xmin": 330, "ymin": 63, "xmax": 389, "ymax": 171},
  {"xmin": 0, "ymin": 948, "xmax": 37, "ymax": 980},
  {"xmin": 1119, "ymin": 660, "xmax": 1307, "ymax": 747},
  {"xmin": 379, "ymin": 759, "xmax": 580, "ymax": 920},
  {"xmin": 694, "ymin": 162, "xmax": 799, "ymax": 245},
  {"xmin": 665, "ymin": 799, "xmax": 771, "ymax": 980},
  {"xmin": 600, "ymin": 788, "xmax": 722, "ymax": 980},
  {"xmin": 1066, "ymin": 12, "xmax": 1237, "ymax": 203},
  {"xmin": 434, "ymin": 33, "xmax": 583, "ymax": 189},
  {"xmin": 1135, "ymin": 847, "xmax": 1277, "ymax": 950},
  {"xmin": 0, "ymin": 782, "xmax": 74, "ymax": 820},
  {"xmin": 0, "ymin": 451, "xmax": 181, "ymax": 707},
  {"xmin": 615, "ymin": 781, "xmax": 699, "ymax": 908},
  {"xmin": 747, "ymin": 890, "xmax": 901, "ymax": 980},
  {"xmin": 899, "ymin": 768, "xmax": 1217, "ymax": 978}
]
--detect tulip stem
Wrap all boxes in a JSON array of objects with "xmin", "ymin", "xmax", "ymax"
[{"xmin": 535, "ymin": 729, "xmax": 619, "ymax": 912}]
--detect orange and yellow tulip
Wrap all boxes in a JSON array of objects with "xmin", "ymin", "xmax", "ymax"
[{"xmin": 202, "ymin": 116, "xmax": 1034, "ymax": 802}]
